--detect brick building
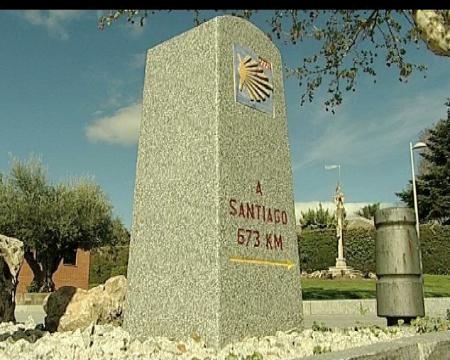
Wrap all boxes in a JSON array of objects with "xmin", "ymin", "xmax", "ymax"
[{"xmin": 16, "ymin": 249, "xmax": 91, "ymax": 294}]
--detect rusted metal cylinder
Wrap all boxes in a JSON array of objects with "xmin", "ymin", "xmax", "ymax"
[{"xmin": 374, "ymin": 207, "xmax": 424, "ymax": 326}]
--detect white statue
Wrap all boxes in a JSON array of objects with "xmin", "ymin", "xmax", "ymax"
[{"xmin": 335, "ymin": 182, "xmax": 347, "ymax": 268}]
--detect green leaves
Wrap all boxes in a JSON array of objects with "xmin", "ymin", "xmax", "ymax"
[
  {"xmin": 298, "ymin": 225, "xmax": 450, "ymax": 275},
  {"xmin": 98, "ymin": 10, "xmax": 149, "ymax": 30},
  {"xmin": 245, "ymin": 352, "xmax": 263, "ymax": 360},
  {"xmin": 357, "ymin": 203, "xmax": 380, "ymax": 220},
  {"xmin": 0, "ymin": 156, "xmax": 128, "ymax": 291},
  {"xmin": 412, "ymin": 316, "xmax": 450, "ymax": 334},
  {"xmin": 300, "ymin": 203, "xmax": 336, "ymax": 229},
  {"xmin": 89, "ymin": 245, "xmax": 129, "ymax": 287},
  {"xmin": 397, "ymin": 103, "xmax": 450, "ymax": 225},
  {"xmin": 97, "ymin": 10, "xmax": 434, "ymax": 112}
]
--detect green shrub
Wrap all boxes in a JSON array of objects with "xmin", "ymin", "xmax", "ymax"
[
  {"xmin": 89, "ymin": 245, "xmax": 129, "ymax": 286},
  {"xmin": 344, "ymin": 228, "xmax": 376, "ymax": 272},
  {"xmin": 420, "ymin": 225, "xmax": 450, "ymax": 274},
  {"xmin": 88, "ymin": 224, "xmax": 450, "ymax": 285},
  {"xmin": 300, "ymin": 203, "xmax": 336, "ymax": 229},
  {"xmin": 411, "ymin": 316, "xmax": 450, "ymax": 333},
  {"xmin": 297, "ymin": 228, "xmax": 336, "ymax": 272},
  {"xmin": 298, "ymin": 224, "xmax": 450, "ymax": 275}
]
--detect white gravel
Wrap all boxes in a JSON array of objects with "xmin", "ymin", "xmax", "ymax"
[{"xmin": 0, "ymin": 317, "xmax": 419, "ymax": 360}]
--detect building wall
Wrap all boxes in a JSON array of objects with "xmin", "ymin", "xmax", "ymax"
[{"xmin": 16, "ymin": 249, "xmax": 90, "ymax": 294}]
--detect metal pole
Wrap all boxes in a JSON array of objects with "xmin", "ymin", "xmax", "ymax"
[{"xmin": 410, "ymin": 142, "xmax": 420, "ymax": 238}]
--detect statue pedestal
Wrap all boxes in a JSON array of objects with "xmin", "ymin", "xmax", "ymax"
[
  {"xmin": 328, "ymin": 258, "xmax": 357, "ymax": 277},
  {"xmin": 334, "ymin": 257, "xmax": 348, "ymax": 268}
]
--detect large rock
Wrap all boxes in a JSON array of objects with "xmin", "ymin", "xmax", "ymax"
[
  {"xmin": 43, "ymin": 275, "xmax": 127, "ymax": 332},
  {"xmin": 0, "ymin": 234, "xmax": 24, "ymax": 323}
]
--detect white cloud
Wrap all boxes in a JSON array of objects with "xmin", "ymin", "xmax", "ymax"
[
  {"xmin": 85, "ymin": 103, "xmax": 141, "ymax": 146},
  {"xmin": 21, "ymin": 10, "xmax": 84, "ymax": 40},
  {"xmin": 293, "ymin": 85, "xmax": 450, "ymax": 171}
]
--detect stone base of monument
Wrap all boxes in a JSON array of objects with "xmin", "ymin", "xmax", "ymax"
[
  {"xmin": 326, "ymin": 258, "xmax": 364, "ymax": 278},
  {"xmin": 334, "ymin": 257, "xmax": 348, "ymax": 268},
  {"xmin": 327, "ymin": 266, "xmax": 364, "ymax": 279},
  {"xmin": 328, "ymin": 258, "xmax": 364, "ymax": 278},
  {"xmin": 304, "ymin": 267, "xmax": 369, "ymax": 279}
]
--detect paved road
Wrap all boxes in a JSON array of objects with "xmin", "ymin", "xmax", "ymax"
[
  {"xmin": 15, "ymin": 305, "xmax": 387, "ymax": 329},
  {"xmin": 15, "ymin": 305, "xmax": 46, "ymax": 324}
]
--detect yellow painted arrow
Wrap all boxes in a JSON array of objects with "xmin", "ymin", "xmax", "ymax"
[{"xmin": 229, "ymin": 256, "xmax": 295, "ymax": 270}]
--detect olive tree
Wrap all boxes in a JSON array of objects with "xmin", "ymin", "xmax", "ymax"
[{"xmin": 0, "ymin": 156, "xmax": 128, "ymax": 292}]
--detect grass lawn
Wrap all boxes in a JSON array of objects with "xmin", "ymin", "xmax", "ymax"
[{"xmin": 302, "ymin": 274, "xmax": 450, "ymax": 300}]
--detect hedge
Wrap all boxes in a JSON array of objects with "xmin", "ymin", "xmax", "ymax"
[
  {"xmin": 297, "ymin": 224, "xmax": 450, "ymax": 275},
  {"xmin": 89, "ymin": 245, "xmax": 130, "ymax": 287},
  {"xmin": 420, "ymin": 225, "xmax": 450, "ymax": 274},
  {"xmin": 88, "ymin": 224, "xmax": 450, "ymax": 286}
]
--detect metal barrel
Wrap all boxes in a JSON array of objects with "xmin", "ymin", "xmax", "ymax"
[{"xmin": 374, "ymin": 207, "xmax": 424, "ymax": 325}]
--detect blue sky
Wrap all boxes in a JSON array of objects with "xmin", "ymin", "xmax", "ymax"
[{"xmin": 1, "ymin": 10, "xmax": 449, "ymax": 229}]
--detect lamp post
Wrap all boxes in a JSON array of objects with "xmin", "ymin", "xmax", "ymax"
[{"xmin": 409, "ymin": 142, "xmax": 427, "ymax": 238}]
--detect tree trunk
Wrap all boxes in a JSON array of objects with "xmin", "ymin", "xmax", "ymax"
[
  {"xmin": 24, "ymin": 250, "xmax": 44, "ymax": 292},
  {"xmin": 25, "ymin": 249, "xmax": 63, "ymax": 293},
  {"xmin": 39, "ymin": 251, "xmax": 62, "ymax": 293},
  {"xmin": 0, "ymin": 258, "xmax": 15, "ymax": 322}
]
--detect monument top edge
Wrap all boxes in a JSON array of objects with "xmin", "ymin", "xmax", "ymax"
[
  {"xmin": 217, "ymin": 15, "xmax": 276, "ymax": 38},
  {"xmin": 146, "ymin": 14, "xmax": 278, "ymax": 54}
]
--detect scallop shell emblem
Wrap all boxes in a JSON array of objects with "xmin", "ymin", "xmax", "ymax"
[{"xmin": 238, "ymin": 54, "xmax": 273, "ymax": 102}]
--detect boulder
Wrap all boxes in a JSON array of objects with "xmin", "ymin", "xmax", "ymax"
[
  {"xmin": 0, "ymin": 234, "xmax": 24, "ymax": 323},
  {"xmin": 43, "ymin": 275, "xmax": 127, "ymax": 332}
]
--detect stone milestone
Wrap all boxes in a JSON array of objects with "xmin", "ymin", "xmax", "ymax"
[
  {"xmin": 123, "ymin": 15, "xmax": 303, "ymax": 348},
  {"xmin": 0, "ymin": 234, "xmax": 24, "ymax": 323}
]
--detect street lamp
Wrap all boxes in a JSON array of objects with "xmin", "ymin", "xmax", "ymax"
[{"xmin": 410, "ymin": 141, "xmax": 427, "ymax": 238}]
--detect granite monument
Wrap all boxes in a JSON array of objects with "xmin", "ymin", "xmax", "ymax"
[{"xmin": 123, "ymin": 15, "xmax": 303, "ymax": 348}]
